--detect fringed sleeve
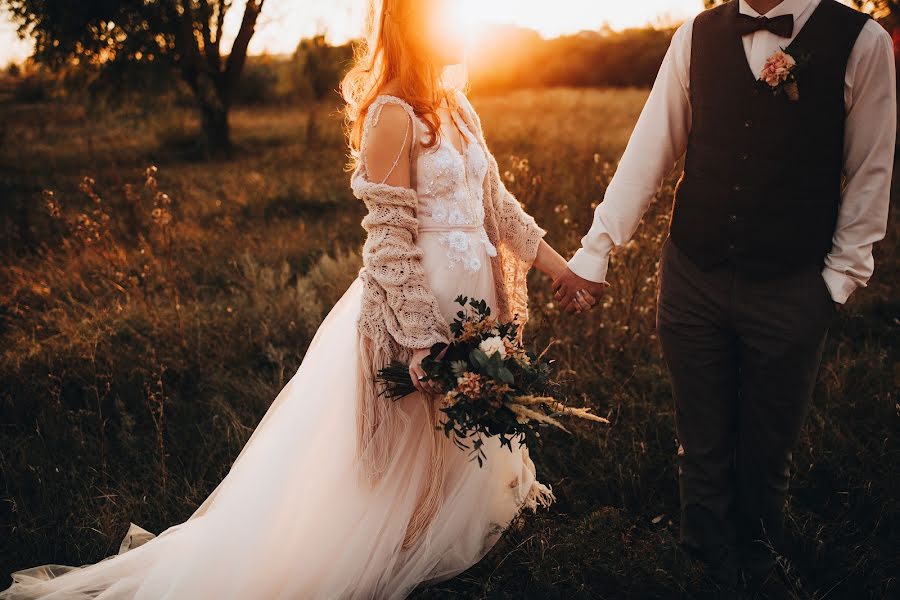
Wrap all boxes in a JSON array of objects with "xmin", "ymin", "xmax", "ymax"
[
  {"xmin": 356, "ymin": 180, "xmax": 452, "ymax": 354},
  {"xmin": 350, "ymin": 96, "xmax": 452, "ymax": 482}
]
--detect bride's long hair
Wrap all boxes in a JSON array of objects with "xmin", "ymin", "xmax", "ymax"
[{"xmin": 341, "ymin": 0, "xmax": 459, "ymax": 163}]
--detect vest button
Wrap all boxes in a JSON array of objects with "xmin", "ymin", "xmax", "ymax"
[
  {"xmin": 729, "ymin": 244, "xmax": 736, "ymax": 251},
  {"xmin": 744, "ymin": 120, "xmax": 753, "ymax": 129},
  {"xmin": 739, "ymin": 152, "xmax": 750, "ymax": 161},
  {"xmin": 732, "ymin": 184, "xmax": 742, "ymax": 192},
  {"xmin": 729, "ymin": 214, "xmax": 738, "ymax": 222}
]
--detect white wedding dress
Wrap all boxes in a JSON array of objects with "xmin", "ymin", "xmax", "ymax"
[{"xmin": 1, "ymin": 96, "xmax": 553, "ymax": 600}]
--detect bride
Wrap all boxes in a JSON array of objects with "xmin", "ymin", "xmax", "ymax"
[{"xmin": 1, "ymin": 0, "xmax": 597, "ymax": 598}]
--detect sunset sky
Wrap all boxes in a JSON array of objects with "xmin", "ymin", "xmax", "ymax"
[{"xmin": 1, "ymin": 0, "xmax": 708, "ymax": 67}]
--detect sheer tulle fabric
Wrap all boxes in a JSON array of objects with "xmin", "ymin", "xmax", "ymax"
[{"xmin": 2, "ymin": 275, "xmax": 550, "ymax": 600}]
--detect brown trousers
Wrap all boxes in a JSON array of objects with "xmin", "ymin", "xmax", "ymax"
[{"xmin": 656, "ymin": 237, "xmax": 835, "ymax": 573}]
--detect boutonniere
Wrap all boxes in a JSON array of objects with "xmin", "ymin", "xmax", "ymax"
[{"xmin": 757, "ymin": 49, "xmax": 809, "ymax": 102}]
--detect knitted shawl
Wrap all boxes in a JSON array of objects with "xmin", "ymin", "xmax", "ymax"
[{"xmin": 351, "ymin": 91, "xmax": 546, "ymax": 485}]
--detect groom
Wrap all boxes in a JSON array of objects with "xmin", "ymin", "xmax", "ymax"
[{"xmin": 554, "ymin": 0, "xmax": 896, "ymax": 593}]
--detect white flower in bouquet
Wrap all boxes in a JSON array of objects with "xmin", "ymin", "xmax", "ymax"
[{"xmin": 478, "ymin": 336, "xmax": 507, "ymax": 358}]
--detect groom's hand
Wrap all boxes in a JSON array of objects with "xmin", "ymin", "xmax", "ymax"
[{"xmin": 552, "ymin": 268, "xmax": 607, "ymax": 314}]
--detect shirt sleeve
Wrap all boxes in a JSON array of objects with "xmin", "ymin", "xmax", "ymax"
[
  {"xmin": 822, "ymin": 20, "xmax": 897, "ymax": 304},
  {"xmin": 568, "ymin": 20, "xmax": 694, "ymax": 283}
]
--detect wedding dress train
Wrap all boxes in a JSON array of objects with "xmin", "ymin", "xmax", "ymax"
[{"xmin": 1, "ymin": 95, "xmax": 553, "ymax": 600}]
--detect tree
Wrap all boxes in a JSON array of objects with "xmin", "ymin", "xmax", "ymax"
[
  {"xmin": 704, "ymin": 0, "xmax": 896, "ymax": 17},
  {"xmin": 2, "ymin": 0, "xmax": 267, "ymax": 157},
  {"xmin": 851, "ymin": 0, "xmax": 899, "ymax": 18},
  {"xmin": 294, "ymin": 36, "xmax": 344, "ymax": 102}
]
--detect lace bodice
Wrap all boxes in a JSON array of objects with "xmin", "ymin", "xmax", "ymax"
[{"xmin": 354, "ymin": 95, "xmax": 497, "ymax": 273}]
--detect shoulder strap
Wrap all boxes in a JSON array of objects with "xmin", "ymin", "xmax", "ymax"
[{"xmin": 362, "ymin": 95, "xmax": 421, "ymax": 188}]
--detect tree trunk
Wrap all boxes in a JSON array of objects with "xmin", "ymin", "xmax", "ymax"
[
  {"xmin": 200, "ymin": 101, "xmax": 232, "ymax": 158},
  {"xmin": 172, "ymin": 0, "xmax": 264, "ymax": 159}
]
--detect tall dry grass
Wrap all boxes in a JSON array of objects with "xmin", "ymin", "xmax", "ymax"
[{"xmin": 0, "ymin": 88, "xmax": 896, "ymax": 599}]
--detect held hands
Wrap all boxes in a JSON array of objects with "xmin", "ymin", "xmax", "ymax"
[
  {"xmin": 531, "ymin": 240, "xmax": 604, "ymax": 314},
  {"xmin": 552, "ymin": 268, "xmax": 607, "ymax": 314},
  {"xmin": 533, "ymin": 240, "xmax": 603, "ymax": 315}
]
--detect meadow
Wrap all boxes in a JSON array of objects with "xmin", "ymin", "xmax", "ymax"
[{"xmin": 0, "ymin": 87, "xmax": 897, "ymax": 599}]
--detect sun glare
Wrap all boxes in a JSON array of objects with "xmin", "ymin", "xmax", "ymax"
[
  {"xmin": 0, "ymin": 1, "xmax": 705, "ymax": 66},
  {"xmin": 449, "ymin": 0, "xmax": 488, "ymax": 45},
  {"xmin": 444, "ymin": 0, "xmax": 697, "ymax": 42},
  {"xmin": 207, "ymin": 2, "xmax": 701, "ymax": 60}
]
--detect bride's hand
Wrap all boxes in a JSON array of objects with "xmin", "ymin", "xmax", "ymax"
[
  {"xmin": 409, "ymin": 348, "xmax": 440, "ymax": 395},
  {"xmin": 571, "ymin": 289, "xmax": 597, "ymax": 314}
]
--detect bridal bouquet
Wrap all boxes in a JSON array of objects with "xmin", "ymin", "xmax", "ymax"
[{"xmin": 378, "ymin": 296, "xmax": 608, "ymax": 465}]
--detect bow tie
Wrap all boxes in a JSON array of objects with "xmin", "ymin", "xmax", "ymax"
[{"xmin": 736, "ymin": 13, "xmax": 795, "ymax": 38}]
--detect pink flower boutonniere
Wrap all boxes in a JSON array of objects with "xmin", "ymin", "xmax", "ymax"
[{"xmin": 758, "ymin": 49, "xmax": 806, "ymax": 102}]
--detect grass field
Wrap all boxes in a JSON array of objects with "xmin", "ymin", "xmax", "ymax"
[{"xmin": 0, "ymin": 88, "xmax": 897, "ymax": 599}]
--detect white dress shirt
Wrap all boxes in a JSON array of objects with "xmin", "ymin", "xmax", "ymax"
[{"xmin": 568, "ymin": 0, "xmax": 896, "ymax": 303}]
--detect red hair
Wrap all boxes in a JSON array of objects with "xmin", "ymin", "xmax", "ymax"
[{"xmin": 341, "ymin": 0, "xmax": 458, "ymax": 163}]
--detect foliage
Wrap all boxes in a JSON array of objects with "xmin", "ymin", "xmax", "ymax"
[
  {"xmin": 230, "ymin": 54, "xmax": 289, "ymax": 106},
  {"xmin": 3, "ymin": 26, "xmax": 678, "ymax": 109},
  {"xmin": 292, "ymin": 35, "xmax": 354, "ymax": 102},
  {"xmin": 10, "ymin": 65, "xmax": 52, "ymax": 102},
  {"xmin": 843, "ymin": 0, "xmax": 897, "ymax": 17},
  {"xmin": 229, "ymin": 26, "xmax": 677, "ymax": 102},
  {"xmin": 1, "ymin": 0, "xmax": 268, "ymax": 155},
  {"xmin": 704, "ymin": 0, "xmax": 898, "ymax": 17},
  {"xmin": 469, "ymin": 26, "xmax": 676, "ymax": 92},
  {"xmin": 229, "ymin": 38, "xmax": 353, "ymax": 106}
]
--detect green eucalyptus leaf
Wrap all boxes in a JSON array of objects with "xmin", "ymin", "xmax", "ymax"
[{"xmin": 470, "ymin": 348, "xmax": 489, "ymax": 369}]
